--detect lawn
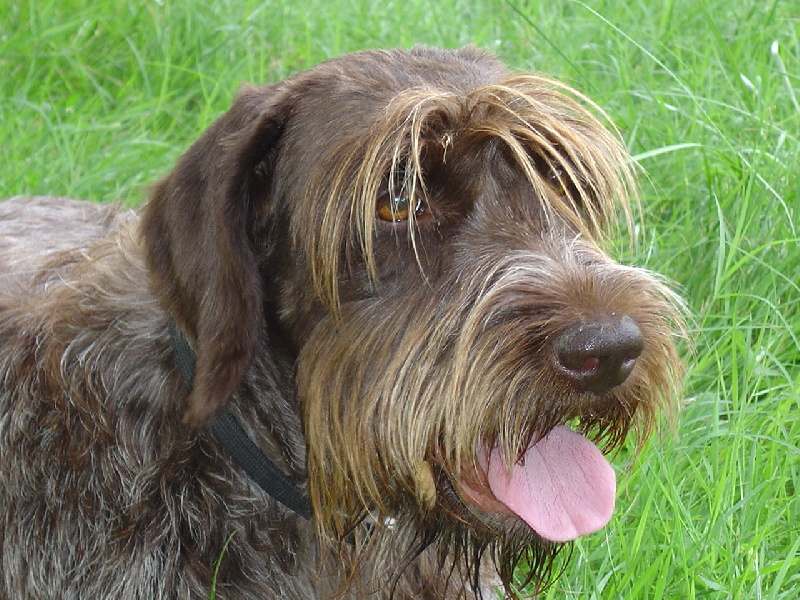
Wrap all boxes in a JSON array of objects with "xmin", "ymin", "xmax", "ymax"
[{"xmin": 1, "ymin": 0, "xmax": 798, "ymax": 597}]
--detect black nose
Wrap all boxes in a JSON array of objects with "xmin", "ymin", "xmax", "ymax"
[{"xmin": 552, "ymin": 316, "xmax": 644, "ymax": 394}]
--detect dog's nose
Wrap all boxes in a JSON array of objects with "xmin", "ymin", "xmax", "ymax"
[{"xmin": 552, "ymin": 316, "xmax": 644, "ymax": 394}]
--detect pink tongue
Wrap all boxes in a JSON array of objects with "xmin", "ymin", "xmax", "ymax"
[{"xmin": 484, "ymin": 425, "xmax": 616, "ymax": 543}]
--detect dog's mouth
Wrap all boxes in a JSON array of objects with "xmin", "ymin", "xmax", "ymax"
[{"xmin": 458, "ymin": 425, "xmax": 616, "ymax": 543}]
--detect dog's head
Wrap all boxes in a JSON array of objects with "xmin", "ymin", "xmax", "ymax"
[{"xmin": 143, "ymin": 46, "xmax": 684, "ymax": 594}]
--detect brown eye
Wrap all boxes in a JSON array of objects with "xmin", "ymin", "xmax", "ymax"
[
  {"xmin": 377, "ymin": 192, "xmax": 425, "ymax": 222},
  {"xmin": 549, "ymin": 166, "xmax": 568, "ymax": 197}
]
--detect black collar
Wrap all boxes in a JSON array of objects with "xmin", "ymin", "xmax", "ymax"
[{"xmin": 169, "ymin": 320, "xmax": 311, "ymax": 520}]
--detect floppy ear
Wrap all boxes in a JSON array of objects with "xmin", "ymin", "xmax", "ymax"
[{"xmin": 142, "ymin": 85, "xmax": 289, "ymax": 426}]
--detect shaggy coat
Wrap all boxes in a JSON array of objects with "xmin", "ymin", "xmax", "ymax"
[{"xmin": 0, "ymin": 47, "xmax": 683, "ymax": 598}]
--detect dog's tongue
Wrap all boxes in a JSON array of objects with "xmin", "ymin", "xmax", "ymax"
[{"xmin": 484, "ymin": 425, "xmax": 616, "ymax": 543}]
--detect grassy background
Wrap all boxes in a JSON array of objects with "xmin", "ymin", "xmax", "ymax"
[{"xmin": 1, "ymin": 0, "xmax": 798, "ymax": 597}]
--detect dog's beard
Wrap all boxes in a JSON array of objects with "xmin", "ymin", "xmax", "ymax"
[
  {"xmin": 431, "ymin": 461, "xmax": 569, "ymax": 596},
  {"xmin": 331, "ymin": 479, "xmax": 567, "ymax": 598},
  {"xmin": 297, "ymin": 238, "xmax": 683, "ymax": 596},
  {"xmin": 305, "ymin": 418, "xmax": 616, "ymax": 596}
]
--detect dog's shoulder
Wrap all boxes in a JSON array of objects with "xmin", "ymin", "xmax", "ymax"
[{"xmin": 0, "ymin": 196, "xmax": 135, "ymax": 294}]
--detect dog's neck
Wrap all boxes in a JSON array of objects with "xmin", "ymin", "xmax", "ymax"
[{"xmin": 169, "ymin": 320, "xmax": 311, "ymax": 519}]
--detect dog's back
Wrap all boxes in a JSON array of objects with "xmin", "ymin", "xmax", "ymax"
[{"xmin": 0, "ymin": 196, "xmax": 123, "ymax": 291}]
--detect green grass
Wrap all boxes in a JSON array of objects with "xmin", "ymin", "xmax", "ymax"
[{"xmin": 1, "ymin": 0, "xmax": 798, "ymax": 597}]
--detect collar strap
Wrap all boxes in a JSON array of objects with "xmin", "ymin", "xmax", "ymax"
[{"xmin": 169, "ymin": 320, "xmax": 312, "ymax": 520}]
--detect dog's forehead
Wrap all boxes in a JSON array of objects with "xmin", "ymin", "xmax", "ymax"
[
  {"xmin": 311, "ymin": 46, "xmax": 506, "ymax": 92},
  {"xmin": 283, "ymin": 47, "xmax": 507, "ymax": 121}
]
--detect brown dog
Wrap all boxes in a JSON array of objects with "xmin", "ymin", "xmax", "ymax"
[{"xmin": 0, "ymin": 47, "xmax": 683, "ymax": 598}]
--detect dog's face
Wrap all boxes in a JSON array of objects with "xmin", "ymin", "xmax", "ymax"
[{"xmin": 143, "ymin": 46, "xmax": 683, "ymax": 593}]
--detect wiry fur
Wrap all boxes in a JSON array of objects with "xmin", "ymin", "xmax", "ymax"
[{"xmin": 0, "ymin": 47, "xmax": 684, "ymax": 598}]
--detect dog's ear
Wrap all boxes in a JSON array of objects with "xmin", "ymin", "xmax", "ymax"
[{"xmin": 142, "ymin": 85, "xmax": 288, "ymax": 427}]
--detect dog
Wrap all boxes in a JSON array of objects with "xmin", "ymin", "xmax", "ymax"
[{"xmin": 0, "ymin": 46, "xmax": 684, "ymax": 598}]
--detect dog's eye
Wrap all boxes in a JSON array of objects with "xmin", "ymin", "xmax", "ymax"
[
  {"xmin": 548, "ymin": 166, "xmax": 568, "ymax": 197},
  {"xmin": 377, "ymin": 192, "xmax": 426, "ymax": 222}
]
